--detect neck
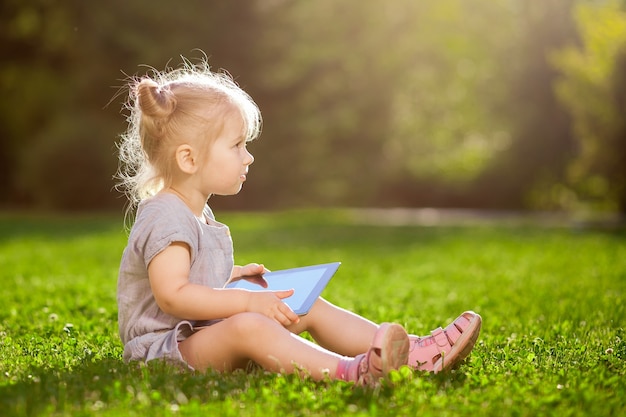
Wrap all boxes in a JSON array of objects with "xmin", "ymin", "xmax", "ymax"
[{"xmin": 162, "ymin": 186, "xmax": 210, "ymax": 217}]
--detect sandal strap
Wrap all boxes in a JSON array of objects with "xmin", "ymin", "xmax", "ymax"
[
  {"xmin": 444, "ymin": 320, "xmax": 463, "ymax": 344},
  {"xmin": 427, "ymin": 314, "xmax": 472, "ymax": 349},
  {"xmin": 409, "ymin": 311, "xmax": 481, "ymax": 373},
  {"xmin": 431, "ymin": 327, "xmax": 451, "ymax": 348}
]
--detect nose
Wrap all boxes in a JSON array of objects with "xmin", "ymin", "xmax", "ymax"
[{"xmin": 245, "ymin": 149, "xmax": 254, "ymax": 166}]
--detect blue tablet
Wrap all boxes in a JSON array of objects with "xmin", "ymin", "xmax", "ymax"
[{"xmin": 225, "ymin": 262, "xmax": 341, "ymax": 315}]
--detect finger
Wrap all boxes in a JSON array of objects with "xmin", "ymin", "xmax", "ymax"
[
  {"xmin": 286, "ymin": 310, "xmax": 300, "ymax": 325},
  {"xmin": 251, "ymin": 263, "xmax": 271, "ymax": 275},
  {"xmin": 275, "ymin": 309, "xmax": 299, "ymax": 327},
  {"xmin": 275, "ymin": 289, "xmax": 295, "ymax": 299},
  {"xmin": 256, "ymin": 264, "xmax": 269, "ymax": 287},
  {"xmin": 241, "ymin": 274, "xmax": 267, "ymax": 287},
  {"xmin": 241, "ymin": 263, "xmax": 259, "ymax": 276},
  {"xmin": 274, "ymin": 312, "xmax": 292, "ymax": 327},
  {"xmin": 279, "ymin": 302, "xmax": 300, "ymax": 325}
]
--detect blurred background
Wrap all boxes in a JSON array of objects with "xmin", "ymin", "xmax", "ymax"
[{"xmin": 1, "ymin": 0, "xmax": 625, "ymax": 215}]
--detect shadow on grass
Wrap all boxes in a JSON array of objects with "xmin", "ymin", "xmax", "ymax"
[
  {"xmin": 0, "ymin": 356, "xmax": 475, "ymax": 417},
  {"xmin": 0, "ymin": 357, "xmax": 227, "ymax": 416},
  {"xmin": 0, "ymin": 358, "xmax": 128, "ymax": 416}
]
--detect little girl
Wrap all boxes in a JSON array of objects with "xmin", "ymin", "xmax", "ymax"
[{"xmin": 116, "ymin": 59, "xmax": 482, "ymax": 385}]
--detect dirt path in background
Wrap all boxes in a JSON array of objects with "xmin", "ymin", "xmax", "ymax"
[{"xmin": 349, "ymin": 208, "xmax": 624, "ymax": 229}]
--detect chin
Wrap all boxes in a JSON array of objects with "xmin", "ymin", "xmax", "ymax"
[{"xmin": 216, "ymin": 187, "xmax": 243, "ymax": 197}]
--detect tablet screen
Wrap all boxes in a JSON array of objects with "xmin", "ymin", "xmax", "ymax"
[{"xmin": 225, "ymin": 262, "xmax": 341, "ymax": 315}]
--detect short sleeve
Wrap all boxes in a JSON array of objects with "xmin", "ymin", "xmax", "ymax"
[{"xmin": 129, "ymin": 196, "xmax": 200, "ymax": 267}]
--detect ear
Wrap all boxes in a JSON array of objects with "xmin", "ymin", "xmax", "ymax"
[{"xmin": 175, "ymin": 144, "xmax": 198, "ymax": 174}]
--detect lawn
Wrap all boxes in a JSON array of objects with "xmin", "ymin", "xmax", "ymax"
[{"xmin": 0, "ymin": 210, "xmax": 624, "ymax": 416}]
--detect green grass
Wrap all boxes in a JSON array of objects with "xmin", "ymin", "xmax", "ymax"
[{"xmin": 1, "ymin": 210, "xmax": 625, "ymax": 416}]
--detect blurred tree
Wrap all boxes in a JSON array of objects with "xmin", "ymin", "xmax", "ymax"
[
  {"xmin": 471, "ymin": 0, "xmax": 579, "ymax": 210},
  {"xmin": 552, "ymin": 0, "xmax": 626, "ymax": 213},
  {"xmin": 376, "ymin": 0, "xmax": 524, "ymax": 208},
  {"xmin": 1, "ymin": 0, "xmax": 621, "ymax": 213},
  {"xmin": 248, "ymin": 1, "xmax": 400, "ymax": 207},
  {"xmin": 0, "ymin": 0, "xmax": 263, "ymax": 210},
  {"xmin": 250, "ymin": 0, "xmax": 521, "ymax": 208},
  {"xmin": 0, "ymin": 0, "xmax": 76, "ymax": 206},
  {"xmin": 383, "ymin": 0, "xmax": 516, "ymax": 184}
]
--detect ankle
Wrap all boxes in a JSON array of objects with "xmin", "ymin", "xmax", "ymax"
[{"xmin": 335, "ymin": 356, "xmax": 362, "ymax": 382}]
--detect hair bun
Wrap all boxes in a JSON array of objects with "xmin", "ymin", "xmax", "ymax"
[{"xmin": 136, "ymin": 78, "xmax": 177, "ymax": 119}]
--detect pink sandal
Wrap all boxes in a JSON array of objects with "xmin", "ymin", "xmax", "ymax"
[
  {"xmin": 336, "ymin": 322, "xmax": 409, "ymax": 385},
  {"xmin": 408, "ymin": 311, "xmax": 482, "ymax": 373}
]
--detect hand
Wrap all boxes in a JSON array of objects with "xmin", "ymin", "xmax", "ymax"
[
  {"xmin": 229, "ymin": 263, "xmax": 270, "ymax": 288},
  {"xmin": 245, "ymin": 289, "xmax": 300, "ymax": 326}
]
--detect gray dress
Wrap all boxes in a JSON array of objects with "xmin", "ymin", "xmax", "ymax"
[{"xmin": 117, "ymin": 193, "xmax": 234, "ymax": 367}]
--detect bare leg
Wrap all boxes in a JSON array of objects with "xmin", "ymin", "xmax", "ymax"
[
  {"xmin": 287, "ymin": 298, "xmax": 379, "ymax": 357},
  {"xmin": 179, "ymin": 312, "xmax": 343, "ymax": 380}
]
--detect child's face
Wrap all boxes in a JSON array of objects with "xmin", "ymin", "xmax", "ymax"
[{"xmin": 198, "ymin": 114, "xmax": 254, "ymax": 196}]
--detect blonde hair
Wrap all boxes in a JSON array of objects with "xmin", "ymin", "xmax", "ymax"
[{"xmin": 116, "ymin": 58, "xmax": 262, "ymax": 211}]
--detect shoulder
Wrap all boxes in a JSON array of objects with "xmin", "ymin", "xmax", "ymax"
[
  {"xmin": 138, "ymin": 193, "xmax": 189, "ymax": 217},
  {"xmin": 129, "ymin": 194, "xmax": 200, "ymax": 263},
  {"xmin": 133, "ymin": 193, "xmax": 199, "ymax": 233},
  {"xmin": 133, "ymin": 193, "xmax": 199, "ymax": 229}
]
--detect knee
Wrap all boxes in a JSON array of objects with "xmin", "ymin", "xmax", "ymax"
[{"xmin": 227, "ymin": 312, "xmax": 277, "ymax": 338}]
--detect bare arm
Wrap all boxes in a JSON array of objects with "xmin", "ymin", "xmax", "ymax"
[{"xmin": 147, "ymin": 242, "xmax": 299, "ymax": 326}]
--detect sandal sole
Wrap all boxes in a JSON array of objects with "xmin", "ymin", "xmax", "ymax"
[
  {"xmin": 373, "ymin": 323, "xmax": 410, "ymax": 375},
  {"xmin": 432, "ymin": 312, "xmax": 482, "ymax": 374}
]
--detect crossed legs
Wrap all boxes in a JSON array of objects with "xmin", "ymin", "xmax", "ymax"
[
  {"xmin": 177, "ymin": 297, "xmax": 382, "ymax": 380},
  {"xmin": 178, "ymin": 296, "xmax": 481, "ymax": 380}
]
